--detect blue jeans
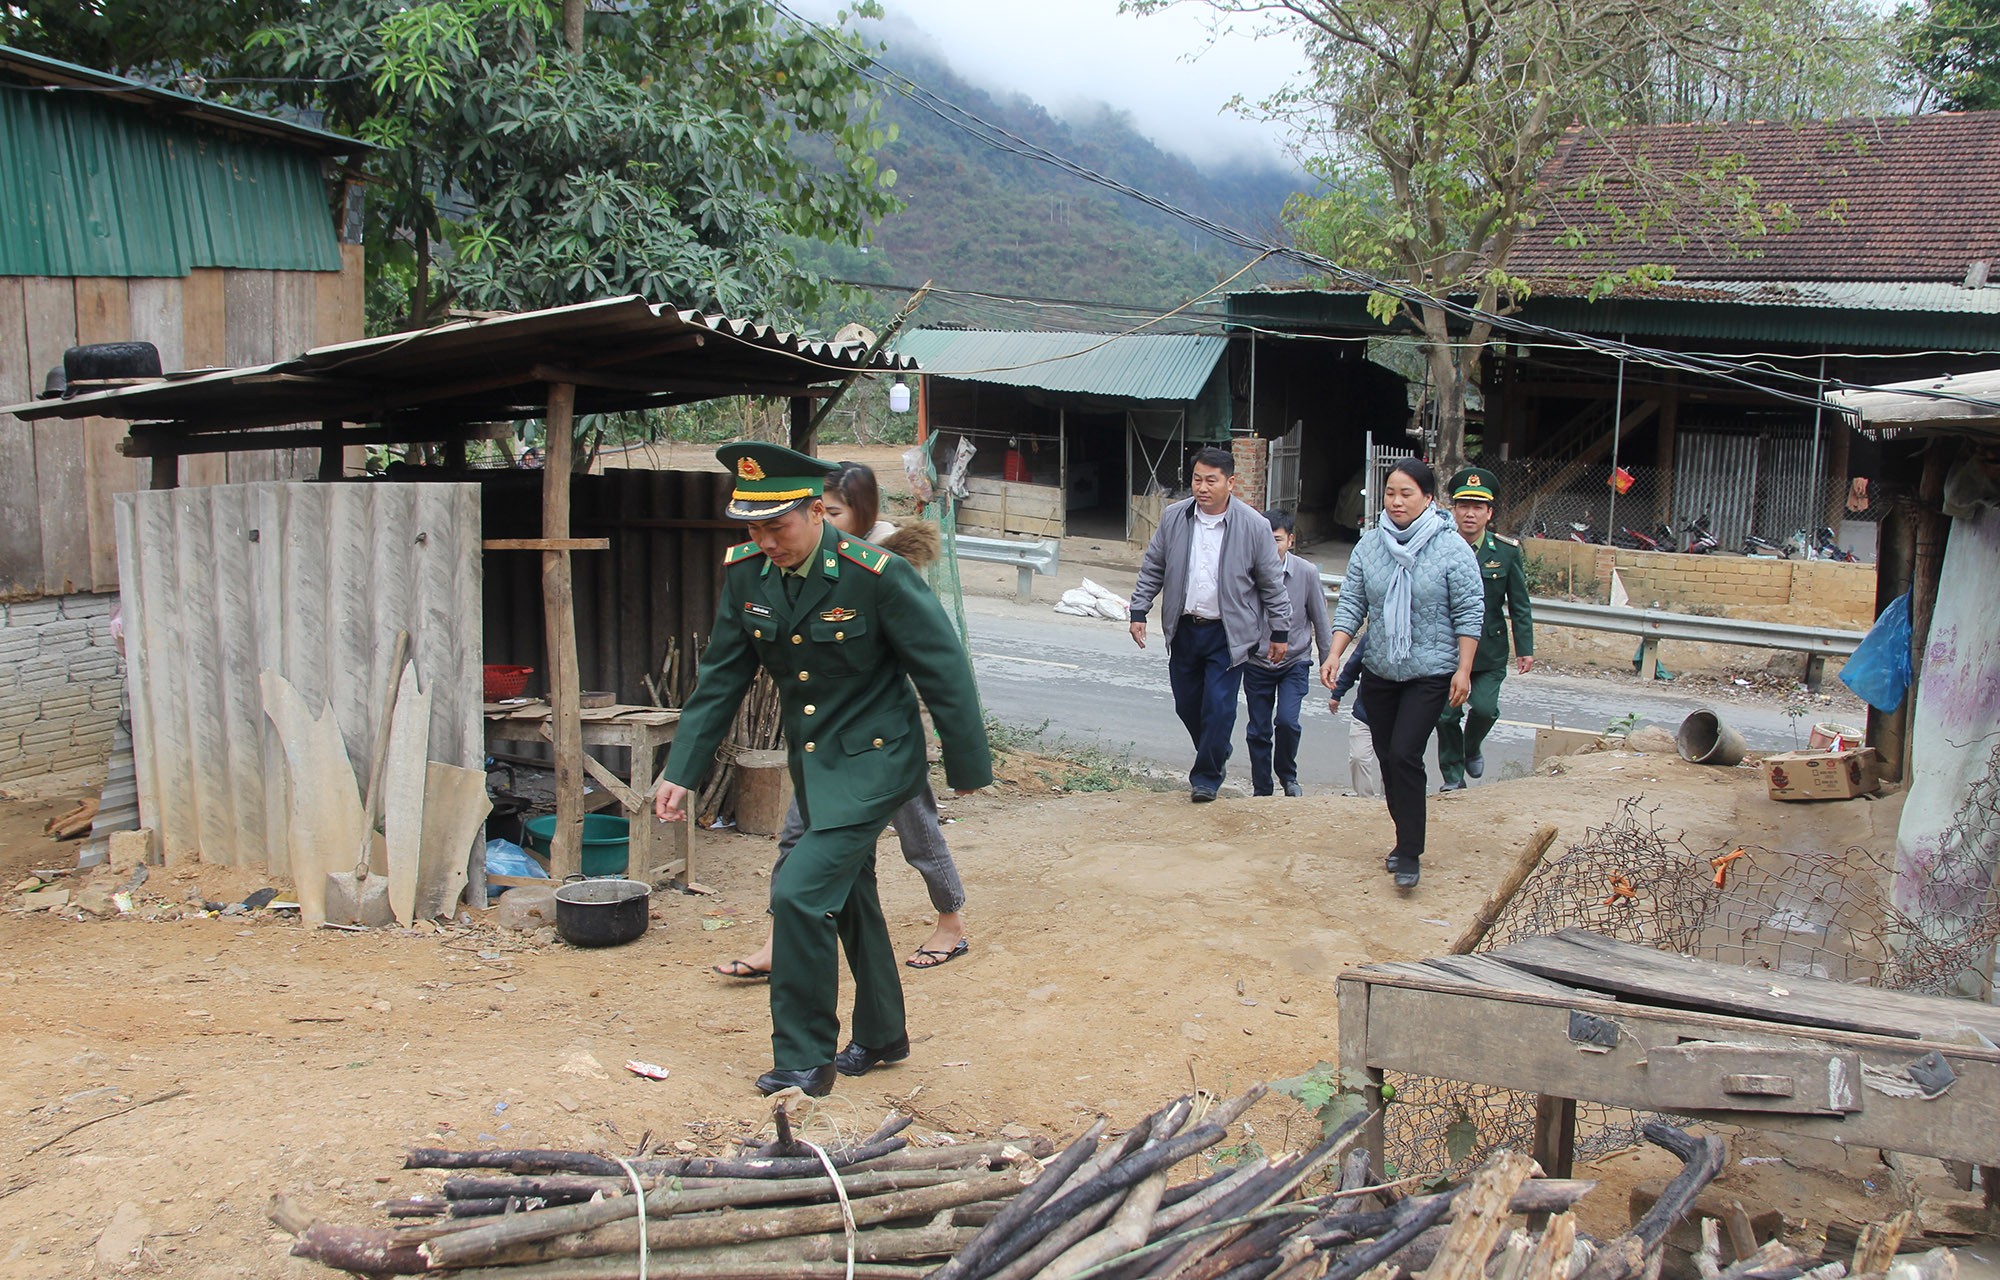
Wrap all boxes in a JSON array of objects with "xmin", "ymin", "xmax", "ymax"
[
  {"xmin": 1168, "ymin": 617, "xmax": 1245, "ymax": 795},
  {"xmin": 1243, "ymin": 660, "xmax": 1310, "ymax": 795}
]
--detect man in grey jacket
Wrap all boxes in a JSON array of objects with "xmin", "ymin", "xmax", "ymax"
[{"xmin": 1128, "ymin": 447, "xmax": 1292, "ymax": 801}]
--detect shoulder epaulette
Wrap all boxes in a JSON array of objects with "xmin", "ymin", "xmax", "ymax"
[
  {"xmin": 835, "ymin": 537, "xmax": 887, "ymax": 574},
  {"xmin": 1495, "ymin": 534, "xmax": 1521, "ymax": 547},
  {"xmin": 724, "ymin": 541, "xmax": 765, "ymax": 566}
]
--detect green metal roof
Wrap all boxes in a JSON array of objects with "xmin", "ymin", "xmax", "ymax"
[
  {"xmin": 1, "ymin": 47, "xmax": 353, "ymax": 277},
  {"xmin": 899, "ymin": 329, "xmax": 1227, "ymax": 400},
  {"xmin": 1226, "ymin": 284, "xmax": 2000, "ymax": 350}
]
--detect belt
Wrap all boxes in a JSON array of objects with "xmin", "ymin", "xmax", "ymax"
[{"xmin": 1180, "ymin": 614, "xmax": 1222, "ymax": 626}]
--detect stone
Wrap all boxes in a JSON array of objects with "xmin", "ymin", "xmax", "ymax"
[
  {"xmin": 107, "ymin": 830, "xmax": 154, "ymax": 868},
  {"xmin": 73, "ymin": 882, "xmax": 116, "ymax": 917},
  {"xmin": 1626, "ymin": 725, "xmax": 1678, "ymax": 754},
  {"xmin": 34, "ymin": 888, "xmax": 70, "ymax": 910},
  {"xmin": 495, "ymin": 884, "xmax": 559, "ymax": 932},
  {"xmin": 94, "ymin": 1201, "xmax": 151, "ymax": 1271}
]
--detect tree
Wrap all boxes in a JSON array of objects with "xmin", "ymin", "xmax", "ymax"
[
  {"xmin": 1906, "ymin": 0, "xmax": 2000, "ymax": 109},
  {"xmin": 239, "ymin": 0, "xmax": 900, "ymax": 328},
  {"xmin": 1130, "ymin": 0, "xmax": 1905, "ymax": 476}
]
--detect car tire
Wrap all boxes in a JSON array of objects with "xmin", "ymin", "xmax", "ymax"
[{"xmin": 63, "ymin": 341, "xmax": 163, "ymax": 381}]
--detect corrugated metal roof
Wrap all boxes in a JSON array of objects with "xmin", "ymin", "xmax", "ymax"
[
  {"xmin": 897, "ymin": 329, "xmax": 1226, "ymax": 401},
  {"xmin": 0, "ymin": 45, "xmax": 367, "ymax": 154},
  {"xmin": 1, "ymin": 68, "xmax": 344, "ymax": 276},
  {"xmin": 3, "ymin": 295, "xmax": 919, "ymax": 433},
  {"xmin": 1826, "ymin": 369, "xmax": 2000, "ymax": 438}
]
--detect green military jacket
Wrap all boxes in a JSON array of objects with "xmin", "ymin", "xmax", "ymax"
[
  {"xmin": 1470, "ymin": 530, "xmax": 1534, "ymax": 672},
  {"xmin": 662, "ymin": 521, "xmax": 993, "ymax": 830}
]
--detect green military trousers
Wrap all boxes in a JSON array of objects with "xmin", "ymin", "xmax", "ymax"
[
  {"xmin": 768, "ymin": 818, "xmax": 906, "ymax": 1070},
  {"xmin": 1436, "ymin": 667, "xmax": 1508, "ymax": 786}
]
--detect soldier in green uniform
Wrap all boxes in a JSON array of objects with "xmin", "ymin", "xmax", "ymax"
[
  {"xmin": 1435, "ymin": 468, "xmax": 1534, "ymax": 790},
  {"xmin": 653, "ymin": 443, "xmax": 992, "ymax": 1097}
]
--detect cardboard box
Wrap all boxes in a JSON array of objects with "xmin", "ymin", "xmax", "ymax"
[
  {"xmin": 1763, "ymin": 747, "xmax": 1880, "ymax": 801},
  {"xmin": 1533, "ymin": 726, "xmax": 1603, "ymax": 767}
]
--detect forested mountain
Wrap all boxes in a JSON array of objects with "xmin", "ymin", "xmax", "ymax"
[{"xmin": 797, "ymin": 42, "xmax": 1309, "ymax": 332}]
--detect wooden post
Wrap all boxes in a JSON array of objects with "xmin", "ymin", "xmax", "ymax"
[
  {"xmin": 1450, "ymin": 823, "xmax": 1559, "ymax": 955},
  {"xmin": 1336, "ymin": 979, "xmax": 1386, "ymax": 1180},
  {"xmin": 150, "ymin": 453, "xmax": 179, "ymax": 489},
  {"xmin": 1533, "ymin": 1096, "xmax": 1577, "ymax": 1179},
  {"xmin": 541, "ymin": 383, "xmax": 585, "ymax": 878},
  {"xmin": 789, "ymin": 395, "xmax": 816, "ymax": 456},
  {"xmin": 319, "ymin": 420, "xmax": 344, "ymax": 481}
]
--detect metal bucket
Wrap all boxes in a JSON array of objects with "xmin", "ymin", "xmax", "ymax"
[
  {"xmin": 554, "ymin": 877, "xmax": 651, "ymax": 948},
  {"xmin": 1808, "ymin": 721, "xmax": 1863, "ymax": 752},
  {"xmin": 1676, "ymin": 709, "xmax": 1747, "ymax": 767}
]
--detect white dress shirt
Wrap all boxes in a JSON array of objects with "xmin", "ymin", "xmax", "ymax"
[{"xmin": 1183, "ymin": 507, "xmax": 1227, "ymax": 619}]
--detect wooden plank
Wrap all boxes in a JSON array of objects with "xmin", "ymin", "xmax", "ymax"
[
  {"xmin": 223, "ymin": 271, "xmax": 276, "ymax": 483},
  {"xmin": 1645, "ymin": 1041, "xmax": 1860, "ymax": 1116},
  {"xmin": 272, "ymin": 272, "xmax": 318, "ymax": 479},
  {"xmin": 483, "ymin": 538, "xmax": 611, "ymax": 551},
  {"xmin": 1335, "ymin": 974, "xmax": 1386, "ymax": 1181},
  {"xmin": 24, "ymin": 278, "xmax": 87, "ymax": 592},
  {"xmin": 1498, "ymin": 929, "xmax": 2000, "ymax": 1043},
  {"xmin": 0, "ymin": 277, "xmax": 45, "ymax": 593},
  {"xmin": 130, "ymin": 279, "xmax": 185, "ymax": 495},
  {"xmin": 181, "ymin": 269, "xmax": 228, "ymax": 487},
  {"xmin": 384, "ymin": 661, "xmax": 431, "ymax": 926},
  {"xmin": 1356, "ymin": 981, "xmax": 2000, "ymax": 1168},
  {"xmin": 76, "ymin": 277, "xmax": 137, "ymax": 590},
  {"xmin": 1418, "ymin": 953, "xmax": 1594, "ymax": 999}
]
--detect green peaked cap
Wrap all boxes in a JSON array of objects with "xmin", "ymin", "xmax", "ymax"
[{"xmin": 716, "ymin": 442, "xmax": 840, "ymax": 520}]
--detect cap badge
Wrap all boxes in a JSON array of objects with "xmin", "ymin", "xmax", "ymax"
[
  {"xmin": 737, "ymin": 456, "xmax": 766, "ymax": 481},
  {"xmin": 1469, "ymin": 474, "xmax": 1482, "ymax": 486}
]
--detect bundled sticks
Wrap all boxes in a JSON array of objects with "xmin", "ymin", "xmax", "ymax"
[{"xmin": 271, "ymin": 1089, "xmax": 1747, "ymax": 1280}]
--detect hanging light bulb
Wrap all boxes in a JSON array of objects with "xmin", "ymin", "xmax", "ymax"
[{"xmin": 887, "ymin": 374, "xmax": 911, "ymax": 414}]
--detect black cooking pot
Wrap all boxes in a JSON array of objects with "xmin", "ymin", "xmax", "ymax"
[{"xmin": 555, "ymin": 876, "xmax": 651, "ymax": 948}]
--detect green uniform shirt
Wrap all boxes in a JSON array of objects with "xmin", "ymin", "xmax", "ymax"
[
  {"xmin": 1470, "ymin": 530, "xmax": 1534, "ymax": 672},
  {"xmin": 663, "ymin": 522, "xmax": 993, "ymax": 828}
]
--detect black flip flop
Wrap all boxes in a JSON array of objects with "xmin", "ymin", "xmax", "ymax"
[
  {"xmin": 906, "ymin": 939, "xmax": 970, "ymax": 969},
  {"xmin": 713, "ymin": 959, "xmax": 770, "ymax": 980}
]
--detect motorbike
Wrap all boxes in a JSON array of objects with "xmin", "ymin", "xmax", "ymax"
[
  {"xmin": 1528, "ymin": 518, "xmax": 1597, "ymax": 544},
  {"xmin": 1815, "ymin": 525, "xmax": 1860, "ymax": 562},
  {"xmin": 1742, "ymin": 532, "xmax": 1786, "ymax": 557},
  {"xmin": 1617, "ymin": 520, "xmax": 1676, "ymax": 552},
  {"xmin": 1679, "ymin": 514, "xmax": 1719, "ymax": 555}
]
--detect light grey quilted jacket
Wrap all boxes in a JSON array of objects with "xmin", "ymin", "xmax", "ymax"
[{"xmin": 1331, "ymin": 511, "xmax": 1484, "ymax": 682}]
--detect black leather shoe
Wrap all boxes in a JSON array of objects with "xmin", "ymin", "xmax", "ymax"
[
  {"xmin": 1391, "ymin": 858, "xmax": 1420, "ymax": 890},
  {"xmin": 1384, "ymin": 852, "xmax": 1398, "ymax": 871},
  {"xmin": 835, "ymin": 1033, "xmax": 911, "ymax": 1077},
  {"xmin": 1191, "ymin": 789, "xmax": 1217, "ymax": 803},
  {"xmin": 1283, "ymin": 781, "xmax": 1303, "ymax": 797},
  {"xmin": 1465, "ymin": 752, "xmax": 1484, "ymax": 779},
  {"xmin": 1439, "ymin": 778, "xmax": 1465, "ymax": 792},
  {"xmin": 755, "ymin": 1064, "xmax": 835, "ymax": 1096}
]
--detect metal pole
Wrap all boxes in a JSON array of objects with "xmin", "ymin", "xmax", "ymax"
[
  {"xmin": 1807, "ymin": 349, "xmax": 1826, "ymax": 539},
  {"xmin": 1606, "ymin": 342, "xmax": 1626, "ymax": 542}
]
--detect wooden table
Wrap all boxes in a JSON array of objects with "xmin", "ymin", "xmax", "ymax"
[
  {"xmin": 483, "ymin": 702, "xmax": 693, "ymax": 885},
  {"xmin": 1338, "ymin": 929, "xmax": 2000, "ymax": 1180}
]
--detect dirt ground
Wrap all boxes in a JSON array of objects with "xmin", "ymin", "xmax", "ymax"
[{"xmin": 0, "ymin": 745, "xmax": 1928, "ymax": 1277}]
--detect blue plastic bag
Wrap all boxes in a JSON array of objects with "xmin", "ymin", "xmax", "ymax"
[
  {"xmin": 484, "ymin": 838, "xmax": 546, "ymax": 897},
  {"xmin": 1838, "ymin": 592, "xmax": 1913, "ymax": 712}
]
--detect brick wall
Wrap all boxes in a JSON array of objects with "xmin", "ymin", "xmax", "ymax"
[
  {"xmin": 0, "ymin": 592, "xmax": 122, "ymax": 787},
  {"xmin": 1231, "ymin": 437, "xmax": 1269, "ymax": 510},
  {"xmin": 1522, "ymin": 539, "xmax": 1877, "ymax": 626}
]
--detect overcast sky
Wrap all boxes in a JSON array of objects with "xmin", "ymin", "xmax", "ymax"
[{"xmin": 794, "ymin": 0, "xmax": 1309, "ymax": 171}]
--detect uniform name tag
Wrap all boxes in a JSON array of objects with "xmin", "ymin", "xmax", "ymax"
[{"xmin": 743, "ymin": 600, "xmax": 773, "ymax": 618}]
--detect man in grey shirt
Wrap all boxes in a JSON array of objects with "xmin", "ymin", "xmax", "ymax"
[
  {"xmin": 1243, "ymin": 510, "xmax": 1332, "ymax": 796},
  {"xmin": 1128, "ymin": 447, "xmax": 1292, "ymax": 801}
]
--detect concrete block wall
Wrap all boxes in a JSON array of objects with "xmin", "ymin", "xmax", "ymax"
[
  {"xmin": 0, "ymin": 592, "xmax": 122, "ymax": 786},
  {"xmin": 1521, "ymin": 538, "xmax": 1877, "ymax": 626}
]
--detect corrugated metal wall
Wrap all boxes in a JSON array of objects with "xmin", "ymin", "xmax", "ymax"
[
  {"xmin": 1677, "ymin": 429, "xmax": 1818, "ymax": 549},
  {"xmin": 0, "ymin": 87, "xmax": 342, "ymax": 277},
  {"xmin": 115, "ymin": 482, "xmax": 483, "ymax": 869},
  {"xmin": 478, "ymin": 467, "xmax": 741, "ymax": 717}
]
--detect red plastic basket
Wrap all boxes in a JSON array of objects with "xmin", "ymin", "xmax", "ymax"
[{"xmin": 484, "ymin": 664, "xmax": 534, "ymax": 700}]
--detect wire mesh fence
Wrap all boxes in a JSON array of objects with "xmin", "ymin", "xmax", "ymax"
[{"xmin": 1381, "ymin": 769, "xmax": 2000, "ymax": 1178}]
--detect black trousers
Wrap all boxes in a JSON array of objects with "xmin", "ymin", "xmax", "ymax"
[{"xmin": 1360, "ymin": 670, "xmax": 1454, "ymax": 865}]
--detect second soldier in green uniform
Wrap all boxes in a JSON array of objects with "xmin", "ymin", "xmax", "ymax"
[
  {"xmin": 1436, "ymin": 468, "xmax": 1534, "ymax": 790},
  {"xmin": 654, "ymin": 443, "xmax": 992, "ymax": 1097}
]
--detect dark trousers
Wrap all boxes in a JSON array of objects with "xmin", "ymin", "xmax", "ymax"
[
  {"xmin": 768, "ymin": 818, "xmax": 906, "ymax": 1069},
  {"xmin": 1243, "ymin": 660, "xmax": 1310, "ymax": 795},
  {"xmin": 1167, "ymin": 617, "xmax": 1244, "ymax": 794},
  {"xmin": 1361, "ymin": 670, "xmax": 1454, "ymax": 864},
  {"xmin": 1436, "ymin": 667, "xmax": 1507, "ymax": 785}
]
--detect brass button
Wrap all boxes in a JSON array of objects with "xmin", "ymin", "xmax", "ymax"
[
  {"xmin": 804, "ymin": 741, "xmax": 816, "ymax": 753},
  {"xmin": 824, "ymin": 557, "xmax": 835, "ymax": 567},
  {"xmin": 792, "ymin": 634, "xmax": 802, "ymax": 645},
  {"xmin": 834, "ymin": 630, "xmax": 845, "ymax": 641},
  {"xmin": 804, "ymin": 704, "xmax": 816, "ymax": 715},
  {"xmin": 839, "ymin": 540, "xmax": 850, "ymax": 549},
  {"xmin": 753, "ymin": 628, "xmax": 763, "ymax": 638},
  {"xmin": 872, "ymin": 737, "xmax": 884, "ymax": 748},
  {"xmin": 798, "ymin": 671, "xmax": 809, "ymax": 682}
]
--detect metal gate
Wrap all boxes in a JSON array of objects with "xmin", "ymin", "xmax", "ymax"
[
  {"xmin": 1360, "ymin": 431, "xmax": 1400, "ymax": 528},
  {"xmin": 1267, "ymin": 421, "xmax": 1303, "ymax": 512}
]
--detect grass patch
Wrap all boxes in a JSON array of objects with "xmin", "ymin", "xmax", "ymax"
[{"xmin": 984, "ymin": 715, "xmax": 1174, "ymax": 793}]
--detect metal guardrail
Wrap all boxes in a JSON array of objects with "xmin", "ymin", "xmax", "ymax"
[
  {"xmin": 1317, "ymin": 573, "xmax": 1863, "ymax": 688},
  {"xmin": 955, "ymin": 533, "xmax": 1060, "ymax": 602}
]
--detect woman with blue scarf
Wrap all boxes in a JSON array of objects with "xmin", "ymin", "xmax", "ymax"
[{"xmin": 1320, "ymin": 459, "xmax": 1482, "ymax": 888}]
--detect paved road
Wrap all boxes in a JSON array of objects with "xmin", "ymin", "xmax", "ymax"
[{"xmin": 964, "ymin": 595, "xmax": 1808, "ymax": 794}]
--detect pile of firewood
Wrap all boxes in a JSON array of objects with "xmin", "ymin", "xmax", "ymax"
[{"xmin": 270, "ymin": 1083, "xmax": 1925, "ymax": 1280}]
